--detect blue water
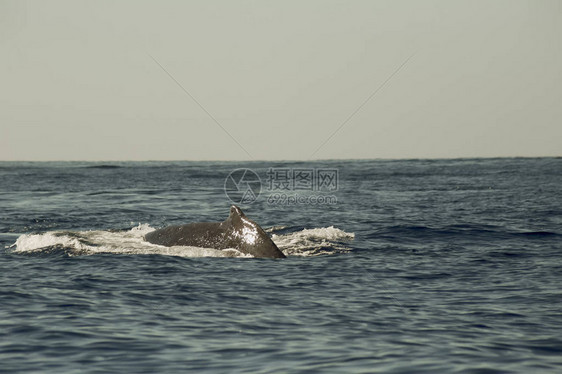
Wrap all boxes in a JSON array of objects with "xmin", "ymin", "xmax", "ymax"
[{"xmin": 1, "ymin": 158, "xmax": 561, "ymax": 373}]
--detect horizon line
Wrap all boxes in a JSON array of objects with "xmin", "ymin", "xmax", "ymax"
[{"xmin": 1, "ymin": 155, "xmax": 560, "ymax": 163}]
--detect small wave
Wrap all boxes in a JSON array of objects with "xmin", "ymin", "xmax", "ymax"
[
  {"xmin": 264, "ymin": 225, "xmax": 289, "ymax": 233},
  {"xmin": 515, "ymin": 231, "xmax": 559, "ymax": 237},
  {"xmin": 84, "ymin": 165, "xmax": 122, "ymax": 169},
  {"xmin": 11, "ymin": 225, "xmax": 354, "ymax": 258}
]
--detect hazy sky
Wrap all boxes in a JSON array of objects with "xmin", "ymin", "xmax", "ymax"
[{"xmin": 1, "ymin": 0, "xmax": 560, "ymax": 161}]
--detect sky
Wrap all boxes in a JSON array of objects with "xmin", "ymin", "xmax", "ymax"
[{"xmin": 1, "ymin": 0, "xmax": 560, "ymax": 161}]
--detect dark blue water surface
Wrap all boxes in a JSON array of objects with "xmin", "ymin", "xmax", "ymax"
[{"xmin": 1, "ymin": 158, "xmax": 561, "ymax": 373}]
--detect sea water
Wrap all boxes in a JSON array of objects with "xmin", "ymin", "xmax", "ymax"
[{"xmin": 1, "ymin": 158, "xmax": 561, "ymax": 373}]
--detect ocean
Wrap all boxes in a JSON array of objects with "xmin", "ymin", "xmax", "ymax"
[{"xmin": 1, "ymin": 158, "xmax": 561, "ymax": 373}]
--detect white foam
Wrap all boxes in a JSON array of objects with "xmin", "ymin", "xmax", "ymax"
[
  {"xmin": 272, "ymin": 226, "xmax": 354, "ymax": 257},
  {"xmin": 15, "ymin": 232, "xmax": 92, "ymax": 253}
]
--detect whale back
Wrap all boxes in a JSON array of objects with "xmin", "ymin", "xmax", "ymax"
[
  {"xmin": 144, "ymin": 221, "xmax": 225, "ymax": 248},
  {"xmin": 144, "ymin": 205, "xmax": 285, "ymax": 258}
]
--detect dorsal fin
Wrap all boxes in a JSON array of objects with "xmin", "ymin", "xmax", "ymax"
[{"xmin": 229, "ymin": 205, "xmax": 246, "ymax": 220}]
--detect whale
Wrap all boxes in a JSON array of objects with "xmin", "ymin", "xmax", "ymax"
[{"xmin": 144, "ymin": 205, "xmax": 286, "ymax": 258}]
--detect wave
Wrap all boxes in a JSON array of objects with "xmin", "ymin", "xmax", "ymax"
[
  {"xmin": 11, "ymin": 225, "xmax": 354, "ymax": 258},
  {"xmin": 84, "ymin": 165, "xmax": 123, "ymax": 169},
  {"xmin": 368, "ymin": 224, "xmax": 560, "ymax": 241},
  {"xmin": 514, "ymin": 231, "xmax": 559, "ymax": 237}
]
